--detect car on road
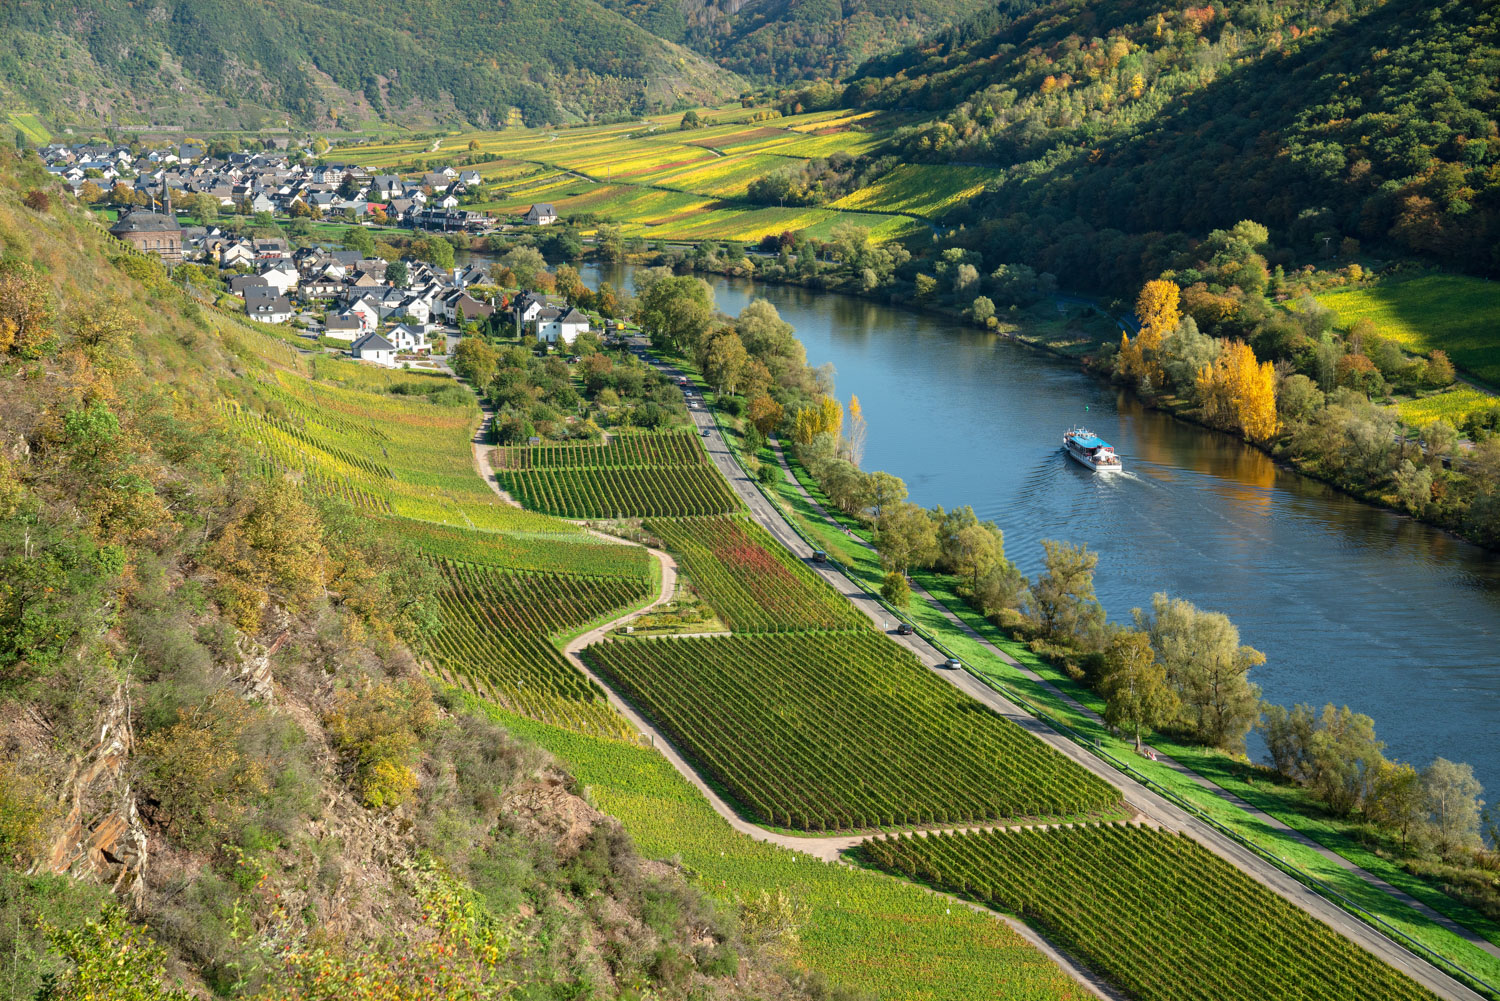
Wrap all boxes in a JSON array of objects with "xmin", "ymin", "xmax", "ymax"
[
  {"xmin": 941, "ymin": 656, "xmax": 963, "ymax": 670},
  {"xmin": 701, "ymin": 428, "xmax": 711, "ymax": 436},
  {"xmin": 810, "ymin": 550, "xmax": 827, "ymax": 563},
  {"xmin": 894, "ymin": 622, "xmax": 914, "ymax": 636}
]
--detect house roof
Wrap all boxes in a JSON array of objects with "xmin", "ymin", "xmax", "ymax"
[
  {"xmin": 353, "ymin": 332, "xmax": 395, "ymax": 352},
  {"xmin": 110, "ymin": 209, "xmax": 181, "ymax": 234},
  {"xmin": 560, "ymin": 308, "xmax": 589, "ymax": 323}
]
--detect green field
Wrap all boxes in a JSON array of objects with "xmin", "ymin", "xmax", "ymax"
[
  {"xmin": 430, "ymin": 562, "xmax": 648, "ymax": 736},
  {"xmin": 1316, "ymin": 273, "xmax": 1500, "ymax": 385},
  {"xmin": 584, "ymin": 631, "xmax": 1122, "ymax": 831},
  {"xmin": 479, "ymin": 703, "xmax": 1093, "ymax": 1001},
  {"xmin": 340, "ymin": 108, "xmax": 929, "ymax": 242},
  {"xmin": 1395, "ymin": 385, "xmax": 1500, "ymax": 426},
  {"xmin": 645, "ymin": 515, "xmax": 870, "ymax": 632},
  {"xmin": 492, "ymin": 431, "xmax": 742, "ymax": 518},
  {"xmin": 866, "ymin": 825, "xmax": 1437, "ymax": 1001},
  {"xmin": 6, "ymin": 112, "xmax": 51, "ymax": 143}
]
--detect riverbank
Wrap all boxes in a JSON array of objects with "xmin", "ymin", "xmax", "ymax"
[{"xmin": 645, "ymin": 251, "xmax": 1498, "ymax": 554}]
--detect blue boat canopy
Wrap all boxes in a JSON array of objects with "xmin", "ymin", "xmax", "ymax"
[{"xmin": 1071, "ymin": 434, "xmax": 1111, "ymax": 449}]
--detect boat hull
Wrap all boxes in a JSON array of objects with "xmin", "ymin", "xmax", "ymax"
[{"xmin": 1063, "ymin": 443, "xmax": 1124, "ymax": 472}]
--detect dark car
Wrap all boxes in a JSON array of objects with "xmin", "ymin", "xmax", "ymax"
[
  {"xmin": 810, "ymin": 550, "xmax": 827, "ymax": 563},
  {"xmin": 895, "ymin": 622, "xmax": 914, "ymax": 636},
  {"xmin": 701, "ymin": 427, "xmax": 711, "ymax": 437}
]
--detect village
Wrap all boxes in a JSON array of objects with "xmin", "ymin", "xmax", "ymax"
[{"xmin": 38, "ymin": 138, "xmax": 581, "ymax": 369}]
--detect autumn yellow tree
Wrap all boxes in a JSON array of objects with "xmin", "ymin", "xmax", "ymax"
[
  {"xmin": 1196, "ymin": 340, "xmax": 1279, "ymax": 442},
  {"xmin": 818, "ymin": 395, "xmax": 843, "ymax": 439},
  {"xmin": 846, "ymin": 395, "xmax": 867, "ymax": 465},
  {"xmin": 1118, "ymin": 279, "xmax": 1181, "ymax": 390},
  {"xmin": 748, "ymin": 394, "xmax": 784, "ymax": 436}
]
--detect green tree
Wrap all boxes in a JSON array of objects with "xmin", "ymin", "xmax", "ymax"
[
  {"xmin": 40, "ymin": 906, "xmax": 194, "ymax": 1001},
  {"xmin": 951, "ymin": 522, "xmax": 1004, "ymax": 595},
  {"xmin": 1422, "ymin": 757, "xmax": 1485, "ymax": 858},
  {"xmin": 702, "ymin": 328, "xmax": 749, "ymax": 395},
  {"xmin": 1026, "ymin": 540, "xmax": 1105, "ymax": 646},
  {"xmin": 875, "ymin": 501, "xmax": 939, "ymax": 574},
  {"xmin": 1136, "ymin": 593, "xmax": 1263, "ymax": 752},
  {"xmin": 864, "ymin": 471, "xmax": 907, "ymax": 522},
  {"xmin": 1369, "ymin": 760, "xmax": 1427, "ymax": 851},
  {"xmin": 343, "ymin": 225, "xmax": 375, "ymax": 258},
  {"xmin": 881, "ymin": 570, "xmax": 911, "ymax": 609},
  {"xmin": 638, "ymin": 275, "xmax": 715, "ymax": 355},
  {"xmin": 453, "ymin": 336, "xmax": 499, "ymax": 389},
  {"xmin": 386, "ymin": 259, "xmax": 409, "ymax": 288},
  {"xmin": 680, "ymin": 110, "xmax": 703, "ymax": 130},
  {"xmin": 1099, "ymin": 630, "xmax": 1178, "ymax": 752},
  {"xmin": 502, "ymin": 245, "xmax": 547, "ymax": 288},
  {"xmin": 412, "ymin": 235, "xmax": 455, "ymax": 269}
]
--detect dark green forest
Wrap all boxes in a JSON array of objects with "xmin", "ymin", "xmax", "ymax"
[
  {"xmin": 0, "ymin": 0, "xmax": 739, "ymax": 128},
  {"xmin": 844, "ymin": 0, "xmax": 1499, "ymax": 289}
]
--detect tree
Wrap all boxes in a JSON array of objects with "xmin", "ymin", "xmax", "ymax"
[
  {"xmin": 1099, "ymin": 630, "xmax": 1178, "ymax": 752},
  {"xmin": 680, "ymin": 110, "xmax": 704, "ymax": 130},
  {"xmin": 1368, "ymin": 761, "xmax": 1427, "ymax": 851},
  {"xmin": 638, "ymin": 275, "xmax": 715, "ymax": 355},
  {"xmin": 1027, "ymin": 540, "xmax": 1105, "ymax": 646},
  {"xmin": 412, "ymin": 235, "xmax": 455, "ymax": 269},
  {"xmin": 875, "ymin": 501, "xmax": 939, "ymax": 573},
  {"xmin": 970, "ymin": 296, "xmax": 996, "ymax": 324},
  {"xmin": 0, "ymin": 260, "xmax": 55, "ymax": 359},
  {"xmin": 76, "ymin": 179, "xmax": 102, "ymax": 204},
  {"xmin": 597, "ymin": 223, "xmax": 626, "ymax": 262},
  {"xmin": 702, "ymin": 328, "xmax": 749, "ymax": 395},
  {"xmin": 818, "ymin": 396, "xmax": 843, "ymax": 440},
  {"xmin": 555, "ymin": 263, "xmax": 588, "ymax": 304},
  {"xmin": 1136, "ymin": 279, "xmax": 1182, "ymax": 336},
  {"xmin": 1305, "ymin": 704, "xmax": 1385, "ymax": 816},
  {"xmin": 1426, "ymin": 349, "xmax": 1456, "ymax": 387},
  {"xmin": 453, "ymin": 337, "xmax": 499, "ymax": 389},
  {"xmin": 864, "ymin": 471, "xmax": 907, "ymax": 522},
  {"xmin": 881, "ymin": 571, "xmax": 911, "ymax": 609},
  {"xmin": 386, "ymin": 259, "xmax": 409, "ymax": 288},
  {"xmin": 40, "ymin": 907, "xmax": 195, "ymax": 1001},
  {"xmin": 1136, "ymin": 593, "xmax": 1264, "ymax": 751},
  {"xmin": 343, "ymin": 225, "xmax": 375, "ymax": 258},
  {"xmin": 951, "ymin": 523, "xmax": 1005, "ymax": 595},
  {"xmin": 748, "ymin": 394, "xmax": 785, "ymax": 436},
  {"xmin": 498, "ymin": 245, "xmax": 544, "ymax": 289},
  {"xmin": 846, "ymin": 394, "xmax": 868, "ymax": 465},
  {"xmin": 1197, "ymin": 340, "xmax": 1279, "ymax": 442},
  {"xmin": 1422, "ymin": 758, "xmax": 1485, "ymax": 858}
]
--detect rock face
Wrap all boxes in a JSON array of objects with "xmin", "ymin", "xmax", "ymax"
[
  {"xmin": 503, "ymin": 775, "xmax": 609, "ymax": 860},
  {"xmin": 45, "ymin": 683, "xmax": 148, "ymax": 902}
]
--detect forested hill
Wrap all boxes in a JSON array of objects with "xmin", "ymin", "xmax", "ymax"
[
  {"xmin": 0, "ymin": 0, "xmax": 741, "ymax": 130},
  {"xmin": 597, "ymin": 0, "xmax": 998, "ymax": 81},
  {"xmin": 843, "ymin": 0, "xmax": 1499, "ymax": 289}
]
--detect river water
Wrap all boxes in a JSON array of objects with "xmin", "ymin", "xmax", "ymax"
[{"xmin": 574, "ymin": 261, "xmax": 1500, "ymax": 788}]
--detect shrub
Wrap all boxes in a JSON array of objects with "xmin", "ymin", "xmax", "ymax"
[{"xmin": 324, "ymin": 678, "xmax": 438, "ymax": 809}]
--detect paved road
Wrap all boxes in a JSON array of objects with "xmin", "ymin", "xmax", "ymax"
[
  {"xmin": 766, "ymin": 438, "xmax": 1500, "ymax": 964},
  {"xmin": 635, "ymin": 347, "xmax": 1483, "ymax": 1001}
]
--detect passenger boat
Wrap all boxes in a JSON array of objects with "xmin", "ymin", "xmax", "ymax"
[{"xmin": 1062, "ymin": 427, "xmax": 1123, "ymax": 472}]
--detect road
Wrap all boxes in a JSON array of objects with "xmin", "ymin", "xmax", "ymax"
[{"xmin": 632, "ymin": 345, "xmax": 1484, "ymax": 1001}]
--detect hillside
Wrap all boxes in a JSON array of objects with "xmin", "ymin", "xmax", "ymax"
[
  {"xmin": 0, "ymin": 148, "xmax": 819, "ymax": 998},
  {"xmin": 843, "ymin": 0, "xmax": 1499, "ymax": 291},
  {"xmin": 0, "ymin": 0, "xmax": 742, "ymax": 131},
  {"xmin": 599, "ymin": 0, "xmax": 1000, "ymax": 81}
]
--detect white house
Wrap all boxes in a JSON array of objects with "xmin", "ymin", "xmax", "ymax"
[
  {"xmin": 537, "ymin": 307, "xmax": 590, "ymax": 345},
  {"xmin": 352, "ymin": 332, "xmax": 397, "ymax": 367},
  {"xmin": 387, "ymin": 323, "xmax": 430, "ymax": 354},
  {"xmin": 343, "ymin": 298, "xmax": 380, "ymax": 334},
  {"xmin": 260, "ymin": 262, "xmax": 299, "ymax": 295},
  {"xmin": 324, "ymin": 315, "xmax": 363, "ymax": 341},
  {"xmin": 246, "ymin": 295, "xmax": 293, "ymax": 324},
  {"xmin": 522, "ymin": 203, "xmax": 557, "ymax": 225}
]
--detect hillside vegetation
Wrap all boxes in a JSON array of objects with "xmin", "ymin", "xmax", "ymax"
[
  {"xmin": 0, "ymin": 148, "xmax": 829, "ymax": 998},
  {"xmin": 0, "ymin": 0, "xmax": 741, "ymax": 130},
  {"xmin": 844, "ymin": 0, "xmax": 1499, "ymax": 291},
  {"xmin": 600, "ymin": 0, "xmax": 1000, "ymax": 81}
]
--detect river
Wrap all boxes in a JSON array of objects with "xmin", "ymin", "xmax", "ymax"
[{"xmin": 572, "ymin": 261, "xmax": 1500, "ymax": 788}]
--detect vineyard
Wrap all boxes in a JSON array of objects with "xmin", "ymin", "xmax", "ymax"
[
  {"xmin": 644, "ymin": 516, "xmax": 868, "ymax": 632},
  {"xmin": 493, "ymin": 432, "xmax": 740, "ymax": 518},
  {"xmin": 430, "ymin": 562, "xmax": 650, "ymax": 736},
  {"xmin": 582, "ymin": 632, "xmax": 1121, "ymax": 830},
  {"xmin": 393, "ymin": 519, "xmax": 653, "ymax": 580},
  {"xmin": 863, "ymin": 824, "xmax": 1437, "ymax": 1001}
]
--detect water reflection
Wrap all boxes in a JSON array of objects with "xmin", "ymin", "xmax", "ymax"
[{"xmin": 575, "ymin": 261, "xmax": 1500, "ymax": 788}]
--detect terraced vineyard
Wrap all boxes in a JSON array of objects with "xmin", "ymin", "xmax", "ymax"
[
  {"xmin": 583, "ymin": 632, "xmax": 1121, "ymax": 830},
  {"xmin": 493, "ymin": 432, "xmax": 740, "ymax": 518},
  {"xmin": 431, "ymin": 561, "xmax": 650, "ymax": 737},
  {"xmin": 645, "ymin": 516, "xmax": 867, "ymax": 632},
  {"xmin": 863, "ymin": 825, "xmax": 1437, "ymax": 1001},
  {"xmin": 394, "ymin": 518, "xmax": 654, "ymax": 580}
]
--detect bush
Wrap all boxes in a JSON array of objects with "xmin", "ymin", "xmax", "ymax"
[{"xmin": 324, "ymin": 678, "xmax": 438, "ymax": 809}]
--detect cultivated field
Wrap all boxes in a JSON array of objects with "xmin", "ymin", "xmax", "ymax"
[
  {"xmin": 338, "ymin": 107, "xmax": 935, "ymax": 242},
  {"xmin": 864, "ymin": 824, "xmax": 1438, "ymax": 1001},
  {"xmin": 584, "ymin": 631, "xmax": 1122, "ymax": 831},
  {"xmin": 1317, "ymin": 273, "xmax": 1500, "ymax": 385},
  {"xmin": 645, "ymin": 515, "xmax": 868, "ymax": 632},
  {"xmin": 493, "ymin": 431, "xmax": 741, "ymax": 518},
  {"xmin": 430, "ymin": 562, "xmax": 647, "ymax": 737}
]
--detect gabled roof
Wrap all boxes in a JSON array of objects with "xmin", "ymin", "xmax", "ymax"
[
  {"xmin": 110, "ymin": 209, "xmax": 181, "ymax": 234},
  {"xmin": 353, "ymin": 332, "xmax": 395, "ymax": 352},
  {"xmin": 559, "ymin": 308, "xmax": 589, "ymax": 323}
]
